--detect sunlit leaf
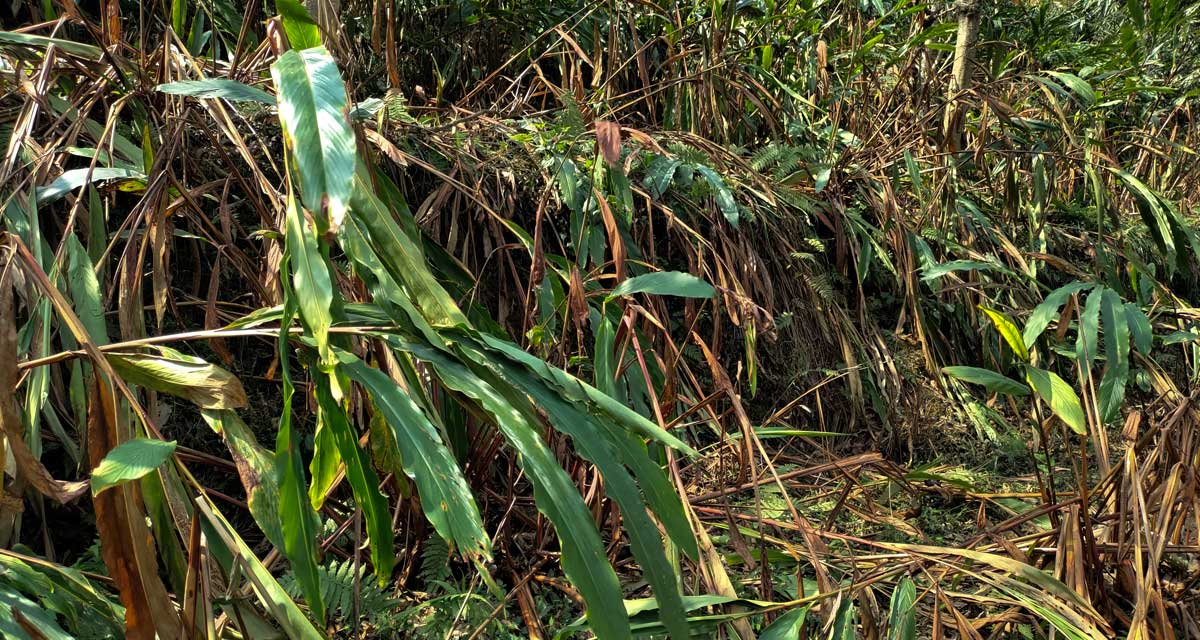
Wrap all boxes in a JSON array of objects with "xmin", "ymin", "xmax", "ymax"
[{"xmin": 91, "ymin": 439, "xmax": 176, "ymax": 496}]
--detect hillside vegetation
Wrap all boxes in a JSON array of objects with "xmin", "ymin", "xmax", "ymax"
[{"xmin": 2, "ymin": 0, "xmax": 1199, "ymax": 638}]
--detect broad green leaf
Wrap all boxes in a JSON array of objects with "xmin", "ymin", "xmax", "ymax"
[
  {"xmin": 335, "ymin": 348, "xmax": 490, "ymax": 560},
  {"xmin": 312, "ymin": 375, "xmax": 395, "ymax": 580},
  {"xmin": 271, "ymin": 47, "xmax": 355, "ymax": 227},
  {"xmin": 943, "ymin": 366, "xmax": 1029, "ymax": 396},
  {"xmin": 91, "ymin": 439, "xmax": 177, "ymax": 495},
  {"xmin": 760, "ymin": 606, "xmax": 809, "ymax": 640},
  {"xmin": 1045, "ymin": 71, "xmax": 1095, "ymax": 106},
  {"xmin": 276, "ymin": 0, "xmax": 322, "ymax": 50},
  {"xmin": 157, "ymin": 79, "xmax": 276, "ymax": 104},
  {"xmin": 395, "ymin": 344, "xmax": 629, "ymax": 639},
  {"xmin": 347, "ymin": 170, "xmax": 468, "ymax": 326},
  {"xmin": 1097, "ymin": 288, "xmax": 1130, "ymax": 424},
  {"xmin": 1112, "ymin": 169, "xmax": 1177, "ymax": 270},
  {"xmin": 886, "ymin": 577, "xmax": 917, "ymax": 640},
  {"xmin": 1023, "ymin": 282, "xmax": 1093, "ymax": 347},
  {"xmin": 452, "ymin": 337, "xmax": 691, "ymax": 638},
  {"xmin": 1124, "ymin": 302, "xmax": 1152, "ymax": 355},
  {"xmin": 1024, "ymin": 366, "xmax": 1087, "ymax": 435},
  {"xmin": 284, "ymin": 192, "xmax": 334, "ymax": 366},
  {"xmin": 694, "ymin": 164, "xmax": 739, "ymax": 226},
  {"xmin": 36, "ymin": 168, "xmax": 145, "ymax": 203},
  {"xmin": 607, "ymin": 271, "xmax": 716, "ymax": 301},
  {"xmin": 980, "ymin": 306, "xmax": 1029, "ymax": 362},
  {"xmin": 644, "ymin": 156, "xmax": 682, "ymax": 199},
  {"xmin": 106, "ymin": 346, "xmax": 248, "ymax": 409},
  {"xmin": 0, "ymin": 585, "xmax": 73, "ymax": 640},
  {"xmin": 830, "ymin": 599, "xmax": 857, "ymax": 640}
]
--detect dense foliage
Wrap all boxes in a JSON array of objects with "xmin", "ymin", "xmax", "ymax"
[{"xmin": 1, "ymin": 0, "xmax": 1199, "ymax": 638}]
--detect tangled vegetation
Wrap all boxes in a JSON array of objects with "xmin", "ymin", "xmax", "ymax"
[{"xmin": 2, "ymin": 0, "xmax": 1199, "ymax": 637}]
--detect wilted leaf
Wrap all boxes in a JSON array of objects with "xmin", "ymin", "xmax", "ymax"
[{"xmin": 106, "ymin": 347, "xmax": 248, "ymax": 409}]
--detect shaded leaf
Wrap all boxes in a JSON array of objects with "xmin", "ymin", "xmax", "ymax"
[{"xmin": 91, "ymin": 439, "xmax": 177, "ymax": 496}]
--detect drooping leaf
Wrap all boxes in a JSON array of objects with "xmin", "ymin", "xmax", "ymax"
[
  {"xmin": 91, "ymin": 439, "xmax": 177, "ymax": 496},
  {"xmin": 271, "ymin": 46, "xmax": 355, "ymax": 228},
  {"xmin": 980, "ymin": 306, "xmax": 1029, "ymax": 362},
  {"xmin": 157, "ymin": 79, "xmax": 275, "ymax": 104},
  {"xmin": 920, "ymin": 259, "xmax": 1013, "ymax": 281},
  {"xmin": 312, "ymin": 374, "xmax": 395, "ymax": 580},
  {"xmin": 199, "ymin": 410, "xmax": 284, "ymax": 551},
  {"xmin": 194, "ymin": 497, "xmax": 326, "ymax": 640},
  {"xmin": 36, "ymin": 168, "xmax": 145, "ymax": 203},
  {"xmin": 1044, "ymin": 71, "xmax": 1095, "ymax": 106},
  {"xmin": 335, "ymin": 348, "xmax": 490, "ymax": 560},
  {"xmin": 943, "ymin": 366, "xmax": 1030, "ymax": 397},
  {"xmin": 1076, "ymin": 287, "xmax": 1103, "ymax": 378},
  {"xmin": 1024, "ymin": 366, "xmax": 1087, "ymax": 435},
  {"xmin": 607, "ymin": 271, "xmax": 716, "ymax": 301},
  {"xmin": 106, "ymin": 346, "xmax": 248, "ymax": 409}
]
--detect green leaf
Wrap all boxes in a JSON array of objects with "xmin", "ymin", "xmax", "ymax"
[
  {"xmin": 1097, "ymin": 288, "xmax": 1130, "ymax": 424},
  {"xmin": 106, "ymin": 346, "xmax": 248, "ymax": 409},
  {"xmin": 275, "ymin": 300, "xmax": 325, "ymax": 623},
  {"xmin": 157, "ymin": 79, "xmax": 276, "ymax": 104},
  {"xmin": 276, "ymin": 0, "xmax": 322, "ymax": 50},
  {"xmin": 830, "ymin": 599, "xmax": 857, "ymax": 640},
  {"xmin": 1024, "ymin": 366, "xmax": 1087, "ymax": 435},
  {"xmin": 335, "ymin": 348, "xmax": 491, "ymax": 560},
  {"xmin": 694, "ymin": 164, "xmax": 739, "ymax": 226},
  {"xmin": 0, "ymin": 30, "xmax": 103, "ymax": 58},
  {"xmin": 194, "ymin": 497, "xmax": 326, "ymax": 640},
  {"xmin": 392, "ymin": 342, "xmax": 629, "ymax": 639},
  {"xmin": 1124, "ymin": 302, "xmax": 1153, "ymax": 355},
  {"xmin": 920, "ymin": 259, "xmax": 1012, "ymax": 281},
  {"xmin": 271, "ymin": 47, "xmax": 355, "ymax": 227},
  {"xmin": 980, "ymin": 306, "xmax": 1029, "ymax": 362},
  {"xmin": 284, "ymin": 193, "xmax": 334, "ymax": 366},
  {"xmin": 65, "ymin": 234, "xmax": 107, "ymax": 344},
  {"xmin": 1023, "ymin": 282, "xmax": 1093, "ymax": 347},
  {"xmin": 36, "ymin": 168, "xmax": 145, "ymax": 203},
  {"xmin": 943, "ymin": 366, "xmax": 1030, "ymax": 396},
  {"xmin": 644, "ymin": 156, "xmax": 682, "ymax": 199},
  {"xmin": 312, "ymin": 375, "xmax": 395, "ymax": 580},
  {"xmin": 607, "ymin": 271, "xmax": 716, "ymax": 301},
  {"xmin": 1076, "ymin": 287, "xmax": 1103, "ymax": 378},
  {"xmin": 346, "ymin": 170, "xmax": 469, "ymax": 326},
  {"xmin": 760, "ymin": 607, "xmax": 808, "ymax": 640},
  {"xmin": 199, "ymin": 410, "xmax": 284, "ymax": 551},
  {"xmin": 91, "ymin": 439, "xmax": 177, "ymax": 495},
  {"xmin": 886, "ymin": 577, "xmax": 917, "ymax": 640},
  {"xmin": 1044, "ymin": 71, "xmax": 1095, "ymax": 106}
]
